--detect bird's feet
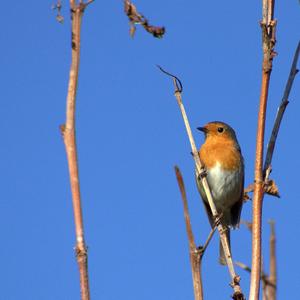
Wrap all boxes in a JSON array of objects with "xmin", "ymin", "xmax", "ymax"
[{"xmin": 197, "ymin": 166, "xmax": 207, "ymax": 180}]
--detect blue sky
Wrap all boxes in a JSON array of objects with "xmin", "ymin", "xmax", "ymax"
[{"xmin": 0, "ymin": 1, "xmax": 299, "ymax": 299}]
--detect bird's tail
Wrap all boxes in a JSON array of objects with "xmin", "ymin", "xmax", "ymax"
[{"xmin": 219, "ymin": 229, "xmax": 231, "ymax": 265}]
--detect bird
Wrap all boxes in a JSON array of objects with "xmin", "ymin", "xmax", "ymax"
[{"xmin": 195, "ymin": 121, "xmax": 244, "ymax": 265}]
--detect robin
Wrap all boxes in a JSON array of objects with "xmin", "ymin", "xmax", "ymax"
[{"xmin": 196, "ymin": 121, "xmax": 244, "ymax": 265}]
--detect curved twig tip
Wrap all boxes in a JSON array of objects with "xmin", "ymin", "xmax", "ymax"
[{"xmin": 157, "ymin": 65, "xmax": 183, "ymax": 93}]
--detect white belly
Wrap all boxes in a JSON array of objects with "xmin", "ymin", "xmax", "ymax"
[{"xmin": 206, "ymin": 162, "xmax": 242, "ymax": 212}]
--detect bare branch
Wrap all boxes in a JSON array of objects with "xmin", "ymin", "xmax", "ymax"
[
  {"xmin": 235, "ymin": 261, "xmax": 276, "ymax": 290},
  {"xmin": 200, "ymin": 226, "xmax": 217, "ymax": 256},
  {"xmin": 60, "ymin": 1, "xmax": 94, "ymax": 299},
  {"xmin": 235, "ymin": 261, "xmax": 252, "ymax": 273},
  {"xmin": 157, "ymin": 66, "xmax": 183, "ymax": 92},
  {"xmin": 249, "ymin": 1, "xmax": 276, "ymax": 299},
  {"xmin": 266, "ymin": 220, "xmax": 277, "ymax": 300},
  {"xmin": 175, "ymin": 166, "xmax": 203, "ymax": 300},
  {"xmin": 160, "ymin": 68, "xmax": 245, "ymax": 299},
  {"xmin": 239, "ymin": 220, "xmax": 277, "ymax": 300}
]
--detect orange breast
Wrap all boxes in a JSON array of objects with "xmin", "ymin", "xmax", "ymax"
[{"xmin": 199, "ymin": 137, "xmax": 242, "ymax": 171}]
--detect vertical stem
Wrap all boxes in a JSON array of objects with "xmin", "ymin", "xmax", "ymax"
[
  {"xmin": 250, "ymin": 73, "xmax": 270, "ymax": 300},
  {"xmin": 191, "ymin": 254, "xmax": 203, "ymax": 300},
  {"xmin": 249, "ymin": 1, "xmax": 276, "ymax": 299},
  {"xmin": 61, "ymin": 2, "xmax": 91, "ymax": 299}
]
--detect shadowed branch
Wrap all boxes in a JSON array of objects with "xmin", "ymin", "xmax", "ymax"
[{"xmin": 263, "ymin": 41, "xmax": 300, "ymax": 175}]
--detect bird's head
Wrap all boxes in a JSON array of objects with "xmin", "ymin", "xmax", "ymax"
[{"xmin": 197, "ymin": 121, "xmax": 238, "ymax": 143}]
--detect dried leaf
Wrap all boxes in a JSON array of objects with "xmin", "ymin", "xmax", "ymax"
[
  {"xmin": 52, "ymin": 1, "xmax": 64, "ymax": 23},
  {"xmin": 144, "ymin": 25, "xmax": 165, "ymax": 38},
  {"xmin": 124, "ymin": 0, "xmax": 165, "ymax": 38},
  {"xmin": 56, "ymin": 15, "xmax": 64, "ymax": 23},
  {"xmin": 243, "ymin": 179, "xmax": 280, "ymax": 199},
  {"xmin": 243, "ymin": 192, "xmax": 250, "ymax": 202},
  {"xmin": 130, "ymin": 24, "xmax": 136, "ymax": 38},
  {"xmin": 264, "ymin": 179, "xmax": 280, "ymax": 197}
]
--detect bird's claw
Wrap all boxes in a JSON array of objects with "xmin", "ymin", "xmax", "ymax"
[
  {"xmin": 197, "ymin": 167, "xmax": 207, "ymax": 180},
  {"xmin": 213, "ymin": 213, "xmax": 224, "ymax": 229}
]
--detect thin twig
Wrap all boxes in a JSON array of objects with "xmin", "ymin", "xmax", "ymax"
[
  {"xmin": 249, "ymin": 1, "xmax": 276, "ymax": 299},
  {"xmin": 263, "ymin": 41, "xmax": 300, "ymax": 175},
  {"xmin": 235, "ymin": 261, "xmax": 276, "ymax": 290},
  {"xmin": 157, "ymin": 65, "xmax": 183, "ymax": 92},
  {"xmin": 161, "ymin": 67, "xmax": 244, "ymax": 299},
  {"xmin": 200, "ymin": 226, "xmax": 217, "ymax": 256},
  {"xmin": 175, "ymin": 166, "xmax": 203, "ymax": 300},
  {"xmin": 60, "ymin": 1, "xmax": 94, "ymax": 299}
]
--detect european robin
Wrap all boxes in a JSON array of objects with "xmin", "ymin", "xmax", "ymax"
[{"xmin": 196, "ymin": 121, "xmax": 244, "ymax": 265}]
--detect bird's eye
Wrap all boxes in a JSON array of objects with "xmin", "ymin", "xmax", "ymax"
[{"xmin": 217, "ymin": 127, "xmax": 224, "ymax": 133}]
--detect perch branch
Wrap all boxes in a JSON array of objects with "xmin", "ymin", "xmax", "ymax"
[
  {"xmin": 60, "ymin": 1, "xmax": 94, "ymax": 299},
  {"xmin": 160, "ymin": 66, "xmax": 244, "ymax": 299}
]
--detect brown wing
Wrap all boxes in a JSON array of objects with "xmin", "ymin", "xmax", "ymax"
[
  {"xmin": 203, "ymin": 199, "xmax": 215, "ymax": 228},
  {"xmin": 195, "ymin": 170, "xmax": 215, "ymax": 228},
  {"xmin": 230, "ymin": 163, "xmax": 244, "ymax": 228}
]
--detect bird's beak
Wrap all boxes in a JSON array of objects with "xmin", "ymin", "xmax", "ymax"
[{"xmin": 197, "ymin": 127, "xmax": 208, "ymax": 133}]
